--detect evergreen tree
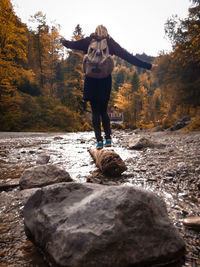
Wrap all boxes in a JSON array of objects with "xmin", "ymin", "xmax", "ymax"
[
  {"xmin": 60, "ymin": 24, "xmax": 85, "ymax": 113},
  {"xmin": 130, "ymin": 71, "xmax": 140, "ymax": 92}
]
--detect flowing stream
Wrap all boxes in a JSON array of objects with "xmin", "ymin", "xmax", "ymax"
[{"xmin": 0, "ymin": 130, "xmax": 199, "ymax": 266}]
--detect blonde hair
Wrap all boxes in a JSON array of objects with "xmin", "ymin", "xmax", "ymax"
[{"xmin": 95, "ymin": 25, "xmax": 109, "ymax": 38}]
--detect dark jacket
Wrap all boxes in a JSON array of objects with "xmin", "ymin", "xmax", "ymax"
[{"xmin": 61, "ymin": 34, "xmax": 152, "ymax": 102}]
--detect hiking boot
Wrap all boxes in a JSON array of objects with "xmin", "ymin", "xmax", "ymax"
[
  {"xmin": 104, "ymin": 139, "xmax": 111, "ymax": 147},
  {"xmin": 96, "ymin": 141, "xmax": 103, "ymax": 150}
]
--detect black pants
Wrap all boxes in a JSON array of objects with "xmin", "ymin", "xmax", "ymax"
[{"xmin": 90, "ymin": 101, "xmax": 111, "ymax": 142}]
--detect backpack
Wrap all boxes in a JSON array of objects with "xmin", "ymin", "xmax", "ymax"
[{"xmin": 83, "ymin": 37, "xmax": 114, "ymax": 79}]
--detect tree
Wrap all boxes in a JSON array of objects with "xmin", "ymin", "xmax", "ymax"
[
  {"xmin": 115, "ymin": 76, "xmax": 143, "ymax": 128},
  {"xmin": 48, "ymin": 25, "xmax": 63, "ymax": 97},
  {"xmin": 73, "ymin": 24, "xmax": 84, "ymax": 40},
  {"xmin": 29, "ymin": 12, "xmax": 50, "ymax": 92},
  {"xmin": 60, "ymin": 24, "xmax": 85, "ymax": 113},
  {"xmin": 113, "ymin": 68, "xmax": 126, "ymax": 91},
  {"xmin": 164, "ymin": 0, "xmax": 200, "ymax": 107},
  {"xmin": 0, "ymin": 0, "xmax": 30, "ymax": 130},
  {"xmin": 0, "ymin": 0, "xmax": 28, "ymax": 99},
  {"xmin": 130, "ymin": 71, "xmax": 140, "ymax": 92}
]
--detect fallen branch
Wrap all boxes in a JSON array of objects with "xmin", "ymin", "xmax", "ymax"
[{"xmin": 88, "ymin": 148, "xmax": 127, "ymax": 176}]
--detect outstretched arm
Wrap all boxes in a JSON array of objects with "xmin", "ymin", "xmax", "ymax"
[
  {"xmin": 60, "ymin": 37, "xmax": 91, "ymax": 53},
  {"xmin": 109, "ymin": 38, "xmax": 152, "ymax": 70}
]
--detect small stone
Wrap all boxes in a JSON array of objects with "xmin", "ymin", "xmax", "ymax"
[
  {"xmin": 54, "ymin": 136, "xmax": 63, "ymax": 140},
  {"xmin": 182, "ymin": 216, "xmax": 200, "ymax": 230},
  {"xmin": 166, "ymin": 171, "xmax": 175, "ymax": 177},
  {"xmin": 36, "ymin": 154, "xmax": 50, "ymax": 165},
  {"xmin": 163, "ymin": 177, "xmax": 173, "ymax": 182},
  {"xmin": 151, "ymin": 126, "xmax": 164, "ymax": 132},
  {"xmin": 195, "ymin": 167, "xmax": 200, "ymax": 174},
  {"xmin": 181, "ymin": 209, "xmax": 189, "ymax": 216},
  {"xmin": 147, "ymin": 177, "xmax": 157, "ymax": 182},
  {"xmin": 128, "ymin": 136, "xmax": 165, "ymax": 150},
  {"xmin": 0, "ymin": 179, "xmax": 20, "ymax": 191}
]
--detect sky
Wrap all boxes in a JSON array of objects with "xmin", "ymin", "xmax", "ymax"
[{"xmin": 11, "ymin": 0, "xmax": 191, "ymax": 57}]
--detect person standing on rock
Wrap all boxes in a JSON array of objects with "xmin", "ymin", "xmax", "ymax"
[{"xmin": 60, "ymin": 25, "xmax": 157, "ymax": 149}]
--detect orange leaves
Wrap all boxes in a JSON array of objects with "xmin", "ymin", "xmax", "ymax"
[{"xmin": 0, "ymin": 0, "xmax": 28, "ymax": 97}]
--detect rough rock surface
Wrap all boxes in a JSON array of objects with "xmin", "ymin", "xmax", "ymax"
[
  {"xmin": 128, "ymin": 136, "xmax": 165, "ymax": 149},
  {"xmin": 36, "ymin": 154, "xmax": 50, "ymax": 165},
  {"xmin": 19, "ymin": 164, "xmax": 72, "ymax": 189},
  {"xmin": 183, "ymin": 216, "xmax": 200, "ymax": 230},
  {"xmin": 151, "ymin": 126, "xmax": 164, "ymax": 132},
  {"xmin": 24, "ymin": 182, "xmax": 185, "ymax": 267},
  {"xmin": 168, "ymin": 116, "xmax": 191, "ymax": 131}
]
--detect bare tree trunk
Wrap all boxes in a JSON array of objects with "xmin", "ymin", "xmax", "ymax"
[{"xmin": 88, "ymin": 148, "xmax": 127, "ymax": 176}]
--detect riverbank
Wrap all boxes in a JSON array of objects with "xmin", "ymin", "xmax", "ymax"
[{"xmin": 0, "ymin": 130, "xmax": 199, "ymax": 266}]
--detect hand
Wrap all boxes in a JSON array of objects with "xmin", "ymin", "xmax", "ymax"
[
  {"xmin": 60, "ymin": 37, "xmax": 65, "ymax": 45},
  {"xmin": 151, "ymin": 64, "xmax": 158, "ymax": 71}
]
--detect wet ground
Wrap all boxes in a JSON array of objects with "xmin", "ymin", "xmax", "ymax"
[{"xmin": 0, "ymin": 130, "xmax": 199, "ymax": 267}]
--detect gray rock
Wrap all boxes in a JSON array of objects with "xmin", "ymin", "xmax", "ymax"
[
  {"xmin": 168, "ymin": 116, "xmax": 191, "ymax": 131},
  {"xmin": 54, "ymin": 136, "xmax": 63, "ymax": 140},
  {"xmin": 19, "ymin": 165, "xmax": 72, "ymax": 189},
  {"xmin": 151, "ymin": 126, "xmax": 164, "ymax": 132},
  {"xmin": 19, "ymin": 188, "xmax": 40, "ymax": 204},
  {"xmin": 0, "ymin": 178, "xmax": 19, "ymax": 191},
  {"xmin": 36, "ymin": 154, "xmax": 50, "ymax": 164},
  {"xmin": 24, "ymin": 182, "xmax": 185, "ymax": 267},
  {"xmin": 182, "ymin": 216, "xmax": 200, "ymax": 230},
  {"xmin": 129, "ymin": 136, "xmax": 165, "ymax": 149}
]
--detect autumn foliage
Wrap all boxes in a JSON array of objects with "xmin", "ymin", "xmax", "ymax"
[{"xmin": 0, "ymin": 0, "xmax": 199, "ymax": 131}]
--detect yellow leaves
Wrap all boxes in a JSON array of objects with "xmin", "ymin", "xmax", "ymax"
[
  {"xmin": 0, "ymin": 0, "xmax": 28, "ymax": 90},
  {"xmin": 193, "ymin": 24, "xmax": 199, "ymax": 28},
  {"xmin": 188, "ymin": 114, "xmax": 200, "ymax": 131},
  {"xmin": 115, "ymin": 83, "xmax": 132, "ymax": 111}
]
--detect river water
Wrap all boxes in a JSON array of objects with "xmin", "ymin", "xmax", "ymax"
[{"xmin": 0, "ymin": 130, "xmax": 199, "ymax": 266}]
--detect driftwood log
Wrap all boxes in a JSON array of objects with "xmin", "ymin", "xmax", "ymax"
[{"xmin": 88, "ymin": 148, "xmax": 127, "ymax": 176}]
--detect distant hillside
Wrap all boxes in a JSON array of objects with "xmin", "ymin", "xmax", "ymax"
[
  {"xmin": 135, "ymin": 53, "xmax": 155, "ymax": 64},
  {"xmin": 134, "ymin": 53, "xmax": 155, "ymax": 73}
]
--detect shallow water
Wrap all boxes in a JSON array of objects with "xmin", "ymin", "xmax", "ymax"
[{"xmin": 0, "ymin": 130, "xmax": 200, "ymax": 266}]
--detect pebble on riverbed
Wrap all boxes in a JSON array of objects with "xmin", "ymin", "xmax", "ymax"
[
  {"xmin": 182, "ymin": 216, "xmax": 200, "ymax": 230},
  {"xmin": 36, "ymin": 154, "xmax": 50, "ymax": 165},
  {"xmin": 128, "ymin": 136, "xmax": 166, "ymax": 150}
]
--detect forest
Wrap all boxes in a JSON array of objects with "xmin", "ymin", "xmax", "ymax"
[{"xmin": 0, "ymin": 0, "xmax": 200, "ymax": 132}]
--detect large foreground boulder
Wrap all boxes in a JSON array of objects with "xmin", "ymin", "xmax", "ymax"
[
  {"xmin": 24, "ymin": 182, "xmax": 185, "ymax": 267},
  {"xmin": 20, "ymin": 165, "xmax": 72, "ymax": 189}
]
